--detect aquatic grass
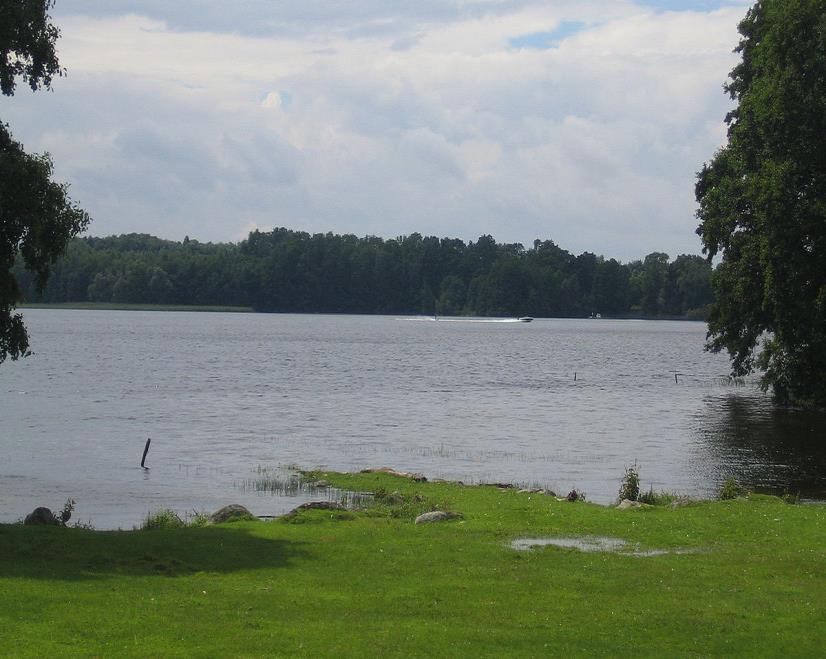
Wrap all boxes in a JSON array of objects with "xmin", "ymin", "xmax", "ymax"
[
  {"xmin": 238, "ymin": 470, "xmax": 376, "ymax": 509},
  {"xmin": 2, "ymin": 472, "xmax": 826, "ymax": 656}
]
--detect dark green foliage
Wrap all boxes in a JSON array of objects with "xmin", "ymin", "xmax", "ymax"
[
  {"xmin": 17, "ymin": 230, "xmax": 714, "ymax": 318},
  {"xmin": 56, "ymin": 498, "xmax": 74, "ymax": 525},
  {"xmin": 696, "ymin": 0, "xmax": 826, "ymax": 405},
  {"xmin": 1, "ymin": 1, "xmax": 89, "ymax": 364},
  {"xmin": 0, "ymin": 0, "xmax": 62, "ymax": 95},
  {"xmin": 1, "ymin": 124, "xmax": 90, "ymax": 363}
]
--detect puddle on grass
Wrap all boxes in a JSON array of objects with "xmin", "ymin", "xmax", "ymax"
[{"xmin": 509, "ymin": 536, "xmax": 704, "ymax": 557}]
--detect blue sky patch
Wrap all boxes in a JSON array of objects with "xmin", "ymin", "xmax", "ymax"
[{"xmin": 509, "ymin": 21, "xmax": 585, "ymax": 50}]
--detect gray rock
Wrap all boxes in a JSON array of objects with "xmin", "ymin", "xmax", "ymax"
[
  {"xmin": 210, "ymin": 504, "xmax": 253, "ymax": 524},
  {"xmin": 616, "ymin": 499, "xmax": 652, "ymax": 509},
  {"xmin": 24, "ymin": 507, "xmax": 60, "ymax": 525},
  {"xmin": 414, "ymin": 510, "xmax": 462, "ymax": 524}
]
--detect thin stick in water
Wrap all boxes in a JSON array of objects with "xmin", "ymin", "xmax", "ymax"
[{"xmin": 141, "ymin": 438, "xmax": 151, "ymax": 469}]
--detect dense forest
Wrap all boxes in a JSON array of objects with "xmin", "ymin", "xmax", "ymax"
[{"xmin": 13, "ymin": 229, "xmax": 714, "ymax": 318}]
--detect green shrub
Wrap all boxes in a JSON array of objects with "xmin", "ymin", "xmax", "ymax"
[
  {"xmin": 781, "ymin": 489, "xmax": 800, "ymax": 504},
  {"xmin": 617, "ymin": 463, "xmax": 640, "ymax": 502},
  {"xmin": 142, "ymin": 509, "xmax": 185, "ymax": 530},
  {"xmin": 186, "ymin": 511, "xmax": 211, "ymax": 527},
  {"xmin": 719, "ymin": 477, "xmax": 742, "ymax": 500},
  {"xmin": 638, "ymin": 487, "xmax": 679, "ymax": 506}
]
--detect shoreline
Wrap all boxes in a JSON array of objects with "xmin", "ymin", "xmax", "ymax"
[
  {"xmin": 18, "ymin": 301, "xmax": 705, "ymax": 320},
  {"xmin": 3, "ymin": 468, "xmax": 825, "ymax": 654}
]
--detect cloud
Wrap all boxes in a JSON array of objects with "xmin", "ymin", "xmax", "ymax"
[{"xmin": 0, "ymin": 1, "xmax": 751, "ymax": 260}]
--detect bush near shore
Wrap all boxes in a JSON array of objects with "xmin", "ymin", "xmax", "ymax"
[{"xmin": 1, "ymin": 471, "xmax": 824, "ymax": 656}]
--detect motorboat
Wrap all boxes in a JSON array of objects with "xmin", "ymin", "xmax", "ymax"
[{"xmin": 517, "ymin": 316, "xmax": 534, "ymax": 323}]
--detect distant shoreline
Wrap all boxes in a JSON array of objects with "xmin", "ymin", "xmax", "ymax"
[
  {"xmin": 18, "ymin": 302, "xmax": 254, "ymax": 313},
  {"xmin": 18, "ymin": 302, "xmax": 705, "ymax": 320}
]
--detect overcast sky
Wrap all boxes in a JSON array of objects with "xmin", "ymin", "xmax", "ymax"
[{"xmin": 0, "ymin": 0, "xmax": 750, "ymax": 261}]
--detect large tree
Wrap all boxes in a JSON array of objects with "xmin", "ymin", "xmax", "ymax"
[
  {"xmin": 1, "ymin": 0, "xmax": 89, "ymax": 363},
  {"xmin": 696, "ymin": 0, "xmax": 826, "ymax": 405}
]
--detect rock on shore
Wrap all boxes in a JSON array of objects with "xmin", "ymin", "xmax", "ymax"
[
  {"xmin": 210, "ymin": 504, "xmax": 254, "ymax": 523},
  {"xmin": 24, "ymin": 507, "xmax": 60, "ymax": 525},
  {"xmin": 414, "ymin": 511, "xmax": 462, "ymax": 524}
]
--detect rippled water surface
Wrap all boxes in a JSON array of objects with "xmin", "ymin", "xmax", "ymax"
[{"xmin": 2, "ymin": 310, "xmax": 826, "ymax": 528}]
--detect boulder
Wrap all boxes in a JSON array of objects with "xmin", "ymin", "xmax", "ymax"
[
  {"xmin": 414, "ymin": 510, "xmax": 462, "ymax": 524},
  {"xmin": 616, "ymin": 499, "xmax": 652, "ymax": 509},
  {"xmin": 210, "ymin": 504, "xmax": 253, "ymax": 524},
  {"xmin": 24, "ymin": 507, "xmax": 60, "ymax": 525}
]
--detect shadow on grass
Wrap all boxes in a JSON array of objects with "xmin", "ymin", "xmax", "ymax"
[{"xmin": 0, "ymin": 523, "xmax": 306, "ymax": 581}]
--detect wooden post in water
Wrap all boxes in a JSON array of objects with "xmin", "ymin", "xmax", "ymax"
[{"xmin": 141, "ymin": 438, "xmax": 151, "ymax": 469}]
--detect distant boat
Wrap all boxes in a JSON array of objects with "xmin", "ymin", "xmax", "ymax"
[{"xmin": 518, "ymin": 316, "xmax": 534, "ymax": 323}]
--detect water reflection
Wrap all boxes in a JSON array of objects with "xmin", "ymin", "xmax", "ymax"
[{"xmin": 695, "ymin": 394, "xmax": 826, "ymax": 498}]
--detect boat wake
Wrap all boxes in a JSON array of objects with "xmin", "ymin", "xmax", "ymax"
[{"xmin": 397, "ymin": 317, "xmax": 525, "ymax": 323}]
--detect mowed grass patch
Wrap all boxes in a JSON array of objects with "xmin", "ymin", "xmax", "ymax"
[{"xmin": 1, "ymin": 472, "xmax": 825, "ymax": 656}]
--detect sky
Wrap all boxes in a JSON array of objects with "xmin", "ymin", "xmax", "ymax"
[{"xmin": 0, "ymin": 0, "xmax": 751, "ymax": 261}]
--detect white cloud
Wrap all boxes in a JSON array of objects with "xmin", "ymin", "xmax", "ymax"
[{"xmin": 0, "ymin": 1, "xmax": 750, "ymax": 259}]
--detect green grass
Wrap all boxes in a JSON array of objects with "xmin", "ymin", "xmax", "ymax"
[
  {"xmin": 18, "ymin": 302, "xmax": 254, "ymax": 312},
  {"xmin": 2, "ymin": 472, "xmax": 825, "ymax": 656}
]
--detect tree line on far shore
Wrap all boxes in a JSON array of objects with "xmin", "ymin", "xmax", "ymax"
[{"xmin": 13, "ymin": 229, "xmax": 714, "ymax": 319}]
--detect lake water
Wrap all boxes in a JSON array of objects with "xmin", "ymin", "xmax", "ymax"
[{"xmin": 2, "ymin": 309, "xmax": 826, "ymax": 529}]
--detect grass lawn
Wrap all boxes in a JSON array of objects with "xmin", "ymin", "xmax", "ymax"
[
  {"xmin": 1, "ymin": 472, "xmax": 824, "ymax": 657},
  {"xmin": 18, "ymin": 302, "xmax": 254, "ymax": 313}
]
